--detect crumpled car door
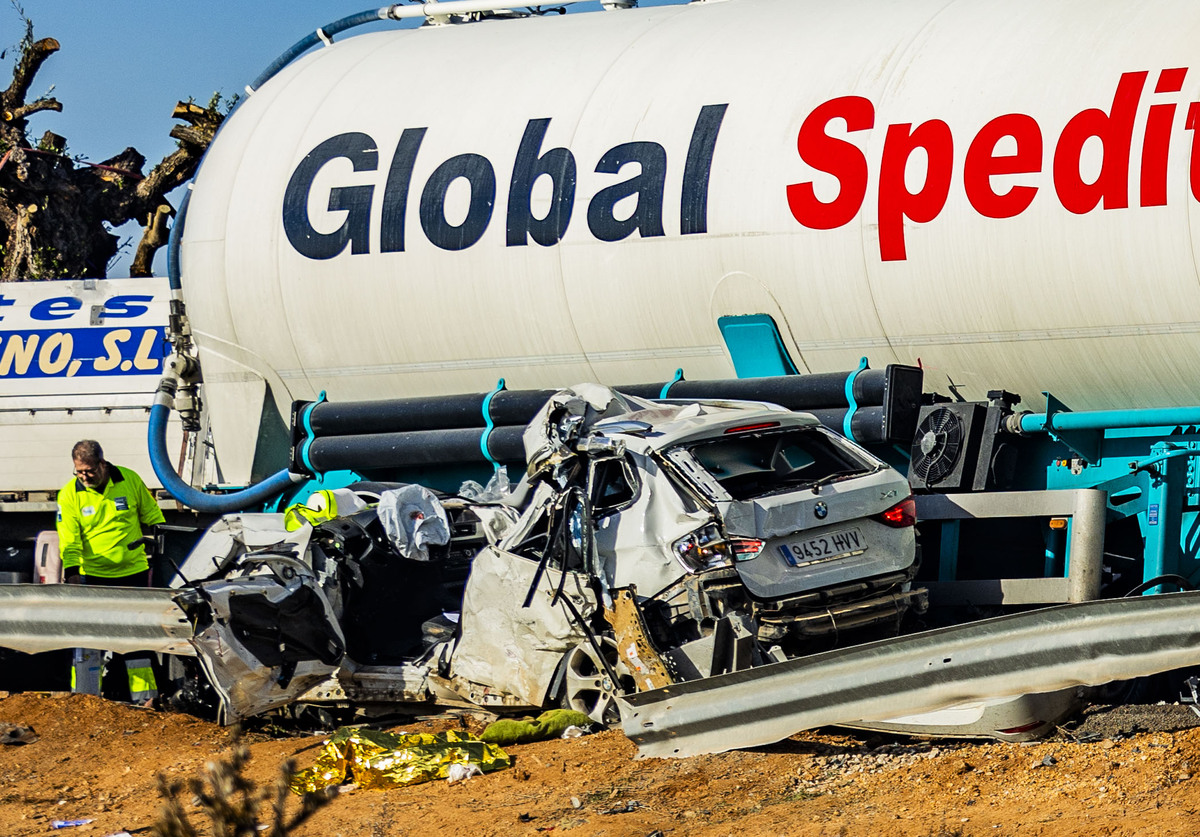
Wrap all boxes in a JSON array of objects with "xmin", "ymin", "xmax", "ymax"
[
  {"xmin": 450, "ymin": 545, "xmax": 598, "ymax": 708},
  {"xmin": 449, "ymin": 485, "xmax": 599, "ymax": 708},
  {"xmin": 177, "ymin": 551, "xmax": 345, "ymax": 724}
]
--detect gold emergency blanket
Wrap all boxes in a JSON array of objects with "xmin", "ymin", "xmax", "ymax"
[{"xmin": 290, "ymin": 727, "xmax": 510, "ymax": 793}]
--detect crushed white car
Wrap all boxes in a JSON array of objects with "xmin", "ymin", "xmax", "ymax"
[{"xmin": 162, "ymin": 385, "xmax": 922, "ymax": 725}]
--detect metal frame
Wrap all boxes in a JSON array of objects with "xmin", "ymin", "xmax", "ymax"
[{"xmin": 915, "ymin": 488, "xmax": 1106, "ymax": 605}]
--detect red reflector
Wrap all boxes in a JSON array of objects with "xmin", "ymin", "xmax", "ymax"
[
  {"xmin": 724, "ymin": 421, "xmax": 781, "ymax": 434},
  {"xmin": 997, "ymin": 721, "xmax": 1045, "ymax": 735},
  {"xmin": 878, "ymin": 497, "xmax": 917, "ymax": 527}
]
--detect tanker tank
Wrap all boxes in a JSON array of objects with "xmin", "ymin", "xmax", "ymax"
[{"xmin": 179, "ymin": 0, "xmax": 1200, "ymax": 483}]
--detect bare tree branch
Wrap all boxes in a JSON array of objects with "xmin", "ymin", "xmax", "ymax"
[
  {"xmin": 136, "ymin": 145, "xmax": 195, "ymax": 201},
  {"xmin": 2, "ymin": 36, "xmax": 57, "ymax": 112},
  {"xmin": 5, "ymin": 97, "xmax": 60, "ymax": 122},
  {"xmin": 130, "ymin": 203, "xmax": 172, "ymax": 277},
  {"xmin": 0, "ymin": 17, "xmax": 226, "ymax": 280}
]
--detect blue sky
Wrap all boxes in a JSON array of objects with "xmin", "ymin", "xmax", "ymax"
[{"xmin": 11, "ymin": 0, "xmax": 681, "ymax": 275}]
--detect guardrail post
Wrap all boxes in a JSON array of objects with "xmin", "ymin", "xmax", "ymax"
[{"xmin": 1066, "ymin": 489, "xmax": 1106, "ymax": 603}]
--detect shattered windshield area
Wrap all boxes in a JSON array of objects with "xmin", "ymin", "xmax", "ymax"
[
  {"xmin": 590, "ymin": 456, "xmax": 638, "ymax": 516},
  {"xmin": 682, "ymin": 427, "xmax": 875, "ymax": 501}
]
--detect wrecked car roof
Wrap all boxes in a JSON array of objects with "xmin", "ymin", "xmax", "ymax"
[{"xmin": 599, "ymin": 400, "xmax": 818, "ymax": 453}]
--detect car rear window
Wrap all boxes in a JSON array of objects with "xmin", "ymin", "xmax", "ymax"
[{"xmin": 681, "ymin": 427, "xmax": 875, "ymax": 501}]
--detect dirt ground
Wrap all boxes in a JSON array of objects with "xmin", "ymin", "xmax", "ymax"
[{"xmin": 3, "ymin": 693, "xmax": 1200, "ymax": 837}]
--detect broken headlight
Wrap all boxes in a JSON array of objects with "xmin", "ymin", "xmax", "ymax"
[{"xmin": 672, "ymin": 523, "xmax": 765, "ymax": 573}]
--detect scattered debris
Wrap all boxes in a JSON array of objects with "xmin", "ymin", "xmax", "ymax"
[
  {"xmin": 0, "ymin": 722, "xmax": 37, "ymax": 745},
  {"xmin": 50, "ymin": 820, "xmax": 93, "ymax": 830},
  {"xmin": 1182, "ymin": 676, "xmax": 1200, "ymax": 719},
  {"xmin": 600, "ymin": 799, "xmax": 646, "ymax": 814},
  {"xmin": 447, "ymin": 763, "xmax": 483, "ymax": 784},
  {"xmin": 789, "ymin": 741, "xmax": 963, "ymax": 796}
]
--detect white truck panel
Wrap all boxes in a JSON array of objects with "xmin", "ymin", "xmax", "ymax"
[{"xmin": 0, "ymin": 278, "xmax": 183, "ymax": 494}]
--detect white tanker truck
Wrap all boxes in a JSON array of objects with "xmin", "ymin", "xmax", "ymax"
[
  {"xmin": 7, "ymin": 0, "xmax": 1200, "ymax": 747},
  {"xmin": 163, "ymin": 0, "xmax": 1200, "ymax": 623},
  {"xmin": 180, "ymin": 0, "xmax": 1200, "ymax": 479}
]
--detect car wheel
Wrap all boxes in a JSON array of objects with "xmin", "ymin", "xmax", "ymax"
[{"xmin": 562, "ymin": 637, "xmax": 636, "ymax": 727}]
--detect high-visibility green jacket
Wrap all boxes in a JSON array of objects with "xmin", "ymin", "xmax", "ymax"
[{"xmin": 56, "ymin": 464, "xmax": 165, "ymax": 579}]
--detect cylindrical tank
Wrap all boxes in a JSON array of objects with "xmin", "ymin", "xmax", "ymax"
[{"xmin": 182, "ymin": 0, "xmax": 1200, "ymax": 482}]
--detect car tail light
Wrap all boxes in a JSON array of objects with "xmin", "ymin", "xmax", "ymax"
[
  {"xmin": 672, "ymin": 523, "xmax": 765, "ymax": 572},
  {"xmin": 876, "ymin": 496, "xmax": 917, "ymax": 527},
  {"xmin": 728, "ymin": 537, "xmax": 766, "ymax": 560}
]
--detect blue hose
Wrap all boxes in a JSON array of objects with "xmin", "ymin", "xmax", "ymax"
[
  {"xmin": 247, "ymin": 9, "xmax": 389, "ymax": 93},
  {"xmin": 151, "ymin": 8, "xmax": 391, "ymax": 513},
  {"xmin": 159, "ymin": 187, "xmax": 300, "ymax": 511},
  {"xmin": 166, "ymin": 188, "xmax": 190, "ymax": 291},
  {"xmin": 149, "ymin": 399, "xmax": 300, "ymax": 514}
]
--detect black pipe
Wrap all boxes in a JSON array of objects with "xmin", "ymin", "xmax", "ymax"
[
  {"xmin": 301, "ymin": 408, "xmax": 900, "ymax": 472},
  {"xmin": 294, "ymin": 367, "xmax": 922, "ymax": 438},
  {"xmin": 298, "ymin": 389, "xmax": 558, "ymax": 436},
  {"xmin": 805, "ymin": 407, "xmax": 892, "ymax": 447},
  {"xmin": 618, "ymin": 368, "xmax": 901, "ymax": 408},
  {"xmin": 290, "ymin": 366, "xmax": 924, "ymax": 474},
  {"xmin": 301, "ymin": 425, "xmax": 527, "ymax": 472}
]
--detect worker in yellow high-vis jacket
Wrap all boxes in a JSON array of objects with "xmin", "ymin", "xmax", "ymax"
[{"xmin": 56, "ymin": 440, "xmax": 165, "ymax": 702}]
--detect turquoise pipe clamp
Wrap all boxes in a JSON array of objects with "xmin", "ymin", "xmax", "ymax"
[
  {"xmin": 843, "ymin": 357, "xmax": 869, "ymax": 443},
  {"xmin": 480, "ymin": 378, "xmax": 507, "ymax": 470},
  {"xmin": 297, "ymin": 390, "xmax": 327, "ymax": 474},
  {"xmin": 660, "ymin": 368, "xmax": 685, "ymax": 399}
]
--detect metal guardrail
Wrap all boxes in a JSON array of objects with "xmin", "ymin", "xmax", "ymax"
[
  {"xmin": 0, "ymin": 584, "xmax": 194, "ymax": 656},
  {"xmin": 621, "ymin": 591, "xmax": 1200, "ymax": 759}
]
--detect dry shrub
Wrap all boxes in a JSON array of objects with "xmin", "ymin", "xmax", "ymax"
[{"xmin": 151, "ymin": 729, "xmax": 336, "ymax": 837}]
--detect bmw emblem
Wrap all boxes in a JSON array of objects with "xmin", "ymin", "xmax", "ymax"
[{"xmin": 814, "ymin": 502, "xmax": 828, "ymax": 520}]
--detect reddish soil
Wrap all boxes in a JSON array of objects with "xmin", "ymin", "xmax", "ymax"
[{"xmin": 2, "ymin": 692, "xmax": 1200, "ymax": 836}]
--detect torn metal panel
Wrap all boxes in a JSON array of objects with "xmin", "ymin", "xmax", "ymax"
[
  {"xmin": 469, "ymin": 503, "xmax": 521, "ymax": 546},
  {"xmin": 622, "ymin": 592, "xmax": 1200, "ymax": 759},
  {"xmin": 522, "ymin": 384, "xmax": 656, "ymax": 483},
  {"xmin": 296, "ymin": 662, "xmax": 437, "ymax": 707},
  {"xmin": 184, "ymin": 568, "xmax": 346, "ymax": 724},
  {"xmin": 0, "ymin": 584, "xmax": 194, "ymax": 656},
  {"xmin": 450, "ymin": 545, "xmax": 598, "ymax": 707},
  {"xmin": 171, "ymin": 513, "xmax": 312, "ymax": 587},
  {"xmin": 606, "ymin": 587, "xmax": 675, "ymax": 691},
  {"xmin": 594, "ymin": 452, "xmax": 712, "ymax": 598}
]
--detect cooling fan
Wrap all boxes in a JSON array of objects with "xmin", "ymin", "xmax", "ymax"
[{"xmin": 910, "ymin": 407, "xmax": 965, "ymax": 484}]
